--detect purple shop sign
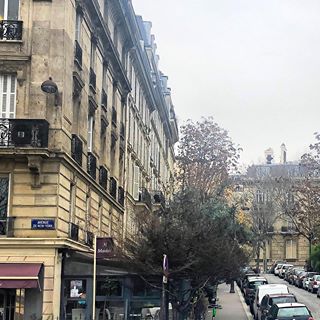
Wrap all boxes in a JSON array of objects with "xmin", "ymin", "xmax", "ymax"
[{"xmin": 96, "ymin": 237, "xmax": 114, "ymax": 259}]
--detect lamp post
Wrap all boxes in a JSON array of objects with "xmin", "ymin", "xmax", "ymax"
[{"xmin": 41, "ymin": 77, "xmax": 61, "ymax": 106}]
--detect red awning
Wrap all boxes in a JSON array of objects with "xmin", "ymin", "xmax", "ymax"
[{"xmin": 0, "ymin": 263, "xmax": 42, "ymax": 289}]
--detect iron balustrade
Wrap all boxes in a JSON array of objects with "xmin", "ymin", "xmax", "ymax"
[
  {"xmin": 0, "ymin": 20, "xmax": 23, "ymax": 40},
  {"xmin": 74, "ymin": 40, "xmax": 83, "ymax": 67},
  {"xmin": 0, "ymin": 217, "xmax": 15, "ymax": 237},
  {"xmin": 0, "ymin": 119, "xmax": 49, "ymax": 148},
  {"xmin": 87, "ymin": 152, "xmax": 97, "ymax": 180},
  {"xmin": 71, "ymin": 134, "xmax": 83, "ymax": 166},
  {"xmin": 69, "ymin": 222, "xmax": 79, "ymax": 241},
  {"xmin": 139, "ymin": 188, "xmax": 152, "ymax": 209}
]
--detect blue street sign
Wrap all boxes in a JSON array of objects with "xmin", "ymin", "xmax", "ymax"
[{"xmin": 31, "ymin": 219, "xmax": 55, "ymax": 230}]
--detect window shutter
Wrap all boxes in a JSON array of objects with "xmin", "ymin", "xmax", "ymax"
[
  {"xmin": 87, "ymin": 115, "xmax": 94, "ymax": 152},
  {"xmin": 0, "ymin": 75, "xmax": 16, "ymax": 119},
  {"xmin": 133, "ymin": 165, "xmax": 139, "ymax": 200}
]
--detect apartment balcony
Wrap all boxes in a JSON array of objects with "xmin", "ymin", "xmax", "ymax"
[
  {"xmin": 138, "ymin": 188, "xmax": 152, "ymax": 209},
  {"xmin": 71, "ymin": 134, "xmax": 83, "ymax": 166},
  {"xmin": 0, "ymin": 119, "xmax": 49, "ymax": 148},
  {"xmin": 87, "ymin": 152, "xmax": 97, "ymax": 180},
  {"xmin": 281, "ymin": 226, "xmax": 298, "ymax": 234},
  {"xmin": 0, "ymin": 217, "xmax": 15, "ymax": 237},
  {"xmin": 0, "ymin": 20, "xmax": 23, "ymax": 41}
]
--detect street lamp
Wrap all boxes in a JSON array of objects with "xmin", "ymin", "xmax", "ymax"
[{"xmin": 41, "ymin": 77, "xmax": 61, "ymax": 106}]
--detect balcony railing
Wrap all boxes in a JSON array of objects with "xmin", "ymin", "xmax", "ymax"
[
  {"xmin": 87, "ymin": 152, "xmax": 97, "ymax": 180},
  {"xmin": 89, "ymin": 68, "xmax": 96, "ymax": 91},
  {"xmin": 74, "ymin": 40, "xmax": 83, "ymax": 67},
  {"xmin": 281, "ymin": 226, "xmax": 298, "ymax": 233},
  {"xmin": 69, "ymin": 222, "xmax": 79, "ymax": 241},
  {"xmin": 71, "ymin": 134, "xmax": 83, "ymax": 166},
  {"xmin": 118, "ymin": 187, "xmax": 125, "ymax": 206},
  {"xmin": 0, "ymin": 20, "xmax": 23, "ymax": 40},
  {"xmin": 0, "ymin": 217, "xmax": 15, "ymax": 237},
  {"xmin": 0, "ymin": 119, "xmax": 49, "ymax": 148},
  {"xmin": 138, "ymin": 188, "xmax": 152, "ymax": 209}
]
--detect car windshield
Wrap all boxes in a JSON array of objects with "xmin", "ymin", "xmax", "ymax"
[
  {"xmin": 271, "ymin": 297, "xmax": 296, "ymax": 305},
  {"xmin": 277, "ymin": 307, "xmax": 310, "ymax": 317}
]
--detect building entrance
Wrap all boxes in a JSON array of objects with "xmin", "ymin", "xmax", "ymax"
[{"xmin": 0, "ymin": 289, "xmax": 16, "ymax": 320}]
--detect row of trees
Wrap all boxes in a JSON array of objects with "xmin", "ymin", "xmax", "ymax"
[{"xmin": 124, "ymin": 117, "xmax": 249, "ymax": 320}]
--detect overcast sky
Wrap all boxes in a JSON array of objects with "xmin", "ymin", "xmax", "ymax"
[{"xmin": 132, "ymin": 0, "xmax": 320, "ymax": 167}]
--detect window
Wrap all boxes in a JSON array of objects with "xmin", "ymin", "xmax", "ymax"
[
  {"xmin": 0, "ymin": 0, "xmax": 19, "ymax": 20},
  {"xmin": 75, "ymin": 12, "xmax": 81, "ymax": 43},
  {"xmin": 90, "ymin": 40, "xmax": 96, "ymax": 70},
  {"xmin": 0, "ymin": 176, "xmax": 9, "ymax": 220},
  {"xmin": 87, "ymin": 115, "xmax": 94, "ymax": 152},
  {"xmin": 0, "ymin": 75, "xmax": 16, "ymax": 119},
  {"xmin": 286, "ymin": 239, "xmax": 297, "ymax": 259},
  {"xmin": 133, "ymin": 165, "xmax": 139, "ymax": 200},
  {"xmin": 96, "ymin": 279, "xmax": 122, "ymax": 297}
]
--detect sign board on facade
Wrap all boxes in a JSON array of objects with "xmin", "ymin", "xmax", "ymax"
[
  {"xmin": 31, "ymin": 219, "xmax": 55, "ymax": 230},
  {"xmin": 96, "ymin": 237, "xmax": 114, "ymax": 259}
]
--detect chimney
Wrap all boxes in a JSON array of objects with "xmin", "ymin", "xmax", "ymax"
[
  {"xmin": 264, "ymin": 148, "xmax": 274, "ymax": 165},
  {"xmin": 280, "ymin": 143, "xmax": 287, "ymax": 164}
]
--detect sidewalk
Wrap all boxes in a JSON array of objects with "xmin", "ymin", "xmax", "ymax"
[{"xmin": 205, "ymin": 283, "xmax": 252, "ymax": 320}]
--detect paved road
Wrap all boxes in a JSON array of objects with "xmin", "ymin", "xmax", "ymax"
[{"xmin": 264, "ymin": 274, "xmax": 320, "ymax": 320}]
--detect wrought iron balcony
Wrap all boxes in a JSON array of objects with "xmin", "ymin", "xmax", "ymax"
[
  {"xmin": 0, "ymin": 119, "xmax": 49, "ymax": 148},
  {"xmin": 74, "ymin": 40, "xmax": 82, "ymax": 67},
  {"xmin": 118, "ymin": 187, "xmax": 125, "ymax": 206},
  {"xmin": 138, "ymin": 188, "xmax": 152, "ymax": 209},
  {"xmin": 0, "ymin": 217, "xmax": 15, "ymax": 237},
  {"xmin": 71, "ymin": 134, "xmax": 83, "ymax": 166},
  {"xmin": 69, "ymin": 222, "xmax": 79, "ymax": 241},
  {"xmin": 0, "ymin": 20, "xmax": 23, "ymax": 41},
  {"xmin": 87, "ymin": 152, "xmax": 97, "ymax": 180},
  {"xmin": 109, "ymin": 177, "xmax": 117, "ymax": 199},
  {"xmin": 89, "ymin": 68, "xmax": 96, "ymax": 90}
]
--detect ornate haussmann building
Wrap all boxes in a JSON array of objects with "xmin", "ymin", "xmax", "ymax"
[{"xmin": 0, "ymin": 0, "xmax": 178, "ymax": 319}]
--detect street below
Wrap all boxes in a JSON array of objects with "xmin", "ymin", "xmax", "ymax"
[{"xmin": 264, "ymin": 274, "xmax": 320, "ymax": 320}]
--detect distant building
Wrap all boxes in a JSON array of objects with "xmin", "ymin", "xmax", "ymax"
[{"xmin": 237, "ymin": 145, "xmax": 309, "ymax": 269}]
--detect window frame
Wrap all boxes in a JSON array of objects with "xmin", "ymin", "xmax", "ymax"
[
  {"xmin": 0, "ymin": 0, "xmax": 19, "ymax": 20},
  {"xmin": 87, "ymin": 115, "xmax": 94, "ymax": 152},
  {"xmin": 0, "ymin": 74, "xmax": 17, "ymax": 119}
]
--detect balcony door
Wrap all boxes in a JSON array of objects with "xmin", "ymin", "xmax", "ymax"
[
  {"xmin": 0, "ymin": 75, "xmax": 16, "ymax": 119},
  {"xmin": 0, "ymin": 0, "xmax": 19, "ymax": 20}
]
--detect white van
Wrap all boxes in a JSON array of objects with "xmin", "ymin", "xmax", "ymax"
[{"xmin": 252, "ymin": 284, "xmax": 289, "ymax": 319}]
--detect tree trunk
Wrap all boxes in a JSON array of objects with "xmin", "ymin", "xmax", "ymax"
[
  {"xmin": 229, "ymin": 280, "xmax": 235, "ymax": 293},
  {"xmin": 255, "ymin": 244, "xmax": 260, "ymax": 273}
]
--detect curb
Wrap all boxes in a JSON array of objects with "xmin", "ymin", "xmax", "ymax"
[{"xmin": 235, "ymin": 285, "xmax": 253, "ymax": 320}]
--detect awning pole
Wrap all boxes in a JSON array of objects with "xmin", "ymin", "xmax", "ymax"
[{"xmin": 93, "ymin": 235, "xmax": 97, "ymax": 320}]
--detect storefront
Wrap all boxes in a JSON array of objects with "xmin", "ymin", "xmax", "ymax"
[
  {"xmin": 61, "ymin": 253, "xmax": 161, "ymax": 320},
  {"xmin": 0, "ymin": 263, "xmax": 43, "ymax": 320}
]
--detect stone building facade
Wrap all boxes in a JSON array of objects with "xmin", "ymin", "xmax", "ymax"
[
  {"xmin": 0, "ymin": 0, "xmax": 178, "ymax": 319},
  {"xmin": 236, "ymin": 154, "xmax": 309, "ymax": 270}
]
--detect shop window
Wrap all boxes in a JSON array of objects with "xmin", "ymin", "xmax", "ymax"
[
  {"xmin": 132, "ymin": 277, "xmax": 160, "ymax": 297},
  {"xmin": 96, "ymin": 278, "xmax": 122, "ymax": 297},
  {"xmin": 64, "ymin": 279, "xmax": 87, "ymax": 320}
]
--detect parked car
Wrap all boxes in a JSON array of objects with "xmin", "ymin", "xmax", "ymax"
[
  {"xmin": 241, "ymin": 272, "xmax": 260, "ymax": 292},
  {"xmin": 270, "ymin": 261, "xmax": 286, "ymax": 274},
  {"xmin": 307, "ymin": 274, "xmax": 320, "ymax": 293},
  {"xmin": 302, "ymin": 273, "xmax": 318, "ymax": 290},
  {"xmin": 252, "ymin": 284, "xmax": 289, "ymax": 319},
  {"xmin": 278, "ymin": 264, "xmax": 293, "ymax": 278},
  {"xmin": 274, "ymin": 264, "xmax": 284, "ymax": 276},
  {"xmin": 317, "ymin": 286, "xmax": 320, "ymax": 298},
  {"xmin": 244, "ymin": 277, "xmax": 268, "ymax": 305},
  {"xmin": 258, "ymin": 293, "xmax": 297, "ymax": 320},
  {"xmin": 266, "ymin": 303, "xmax": 314, "ymax": 320},
  {"xmin": 288, "ymin": 268, "xmax": 304, "ymax": 285},
  {"xmin": 296, "ymin": 271, "xmax": 317, "ymax": 288},
  {"xmin": 284, "ymin": 267, "xmax": 294, "ymax": 282}
]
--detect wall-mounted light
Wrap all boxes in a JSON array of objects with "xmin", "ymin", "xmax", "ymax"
[{"xmin": 41, "ymin": 77, "xmax": 61, "ymax": 106}]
